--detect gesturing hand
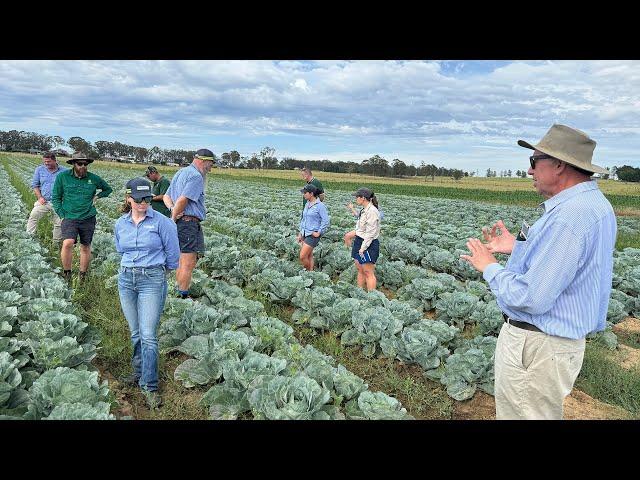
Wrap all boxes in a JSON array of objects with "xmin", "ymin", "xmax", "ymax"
[
  {"xmin": 481, "ymin": 220, "xmax": 515, "ymax": 255},
  {"xmin": 460, "ymin": 238, "xmax": 498, "ymax": 273}
]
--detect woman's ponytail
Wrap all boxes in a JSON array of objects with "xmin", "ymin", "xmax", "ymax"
[{"xmin": 370, "ymin": 193, "xmax": 379, "ymax": 209}]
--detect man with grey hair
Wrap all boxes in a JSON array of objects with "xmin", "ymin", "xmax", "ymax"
[
  {"xmin": 27, "ymin": 151, "xmax": 68, "ymax": 243},
  {"xmin": 300, "ymin": 167, "xmax": 325, "ymax": 206},
  {"xmin": 461, "ymin": 124, "xmax": 616, "ymax": 420}
]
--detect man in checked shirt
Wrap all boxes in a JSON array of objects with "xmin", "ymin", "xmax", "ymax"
[{"xmin": 461, "ymin": 124, "xmax": 617, "ymax": 420}]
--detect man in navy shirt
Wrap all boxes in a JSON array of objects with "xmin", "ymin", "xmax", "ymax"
[
  {"xmin": 27, "ymin": 152, "xmax": 68, "ymax": 242},
  {"xmin": 163, "ymin": 148, "xmax": 218, "ymax": 298}
]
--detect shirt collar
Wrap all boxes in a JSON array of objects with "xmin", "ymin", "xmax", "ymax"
[
  {"xmin": 189, "ymin": 163, "xmax": 205, "ymax": 178},
  {"xmin": 541, "ymin": 180, "xmax": 599, "ymax": 213}
]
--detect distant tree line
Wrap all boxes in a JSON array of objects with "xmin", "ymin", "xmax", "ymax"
[{"xmin": 10, "ymin": 128, "xmax": 639, "ymax": 182}]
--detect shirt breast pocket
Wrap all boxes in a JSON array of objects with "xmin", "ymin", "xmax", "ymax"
[{"xmin": 506, "ymin": 238, "xmax": 530, "ymax": 273}]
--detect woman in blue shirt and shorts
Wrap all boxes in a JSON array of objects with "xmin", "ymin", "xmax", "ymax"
[{"xmin": 297, "ymin": 184, "xmax": 330, "ymax": 271}]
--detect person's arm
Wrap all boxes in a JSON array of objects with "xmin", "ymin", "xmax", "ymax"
[
  {"xmin": 114, "ymin": 221, "xmax": 123, "ymax": 254},
  {"xmin": 159, "ymin": 218, "xmax": 180, "ymax": 270},
  {"xmin": 163, "ymin": 194, "xmax": 174, "ymax": 210},
  {"xmin": 479, "ymin": 221, "xmax": 585, "ymax": 316},
  {"xmin": 315, "ymin": 203, "xmax": 330, "ymax": 236},
  {"xmin": 51, "ymin": 174, "xmax": 65, "ymax": 218},
  {"xmin": 153, "ymin": 178, "xmax": 169, "ymax": 202},
  {"xmin": 171, "ymin": 195, "xmax": 189, "ymax": 221},
  {"xmin": 359, "ymin": 209, "xmax": 379, "ymax": 251},
  {"xmin": 96, "ymin": 177, "xmax": 113, "ymax": 198}
]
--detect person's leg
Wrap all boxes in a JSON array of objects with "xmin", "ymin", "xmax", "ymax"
[
  {"xmin": 61, "ymin": 239, "xmax": 75, "ymax": 270},
  {"xmin": 300, "ymin": 243, "xmax": 314, "ymax": 271},
  {"xmin": 117, "ymin": 269, "xmax": 142, "ymax": 381},
  {"xmin": 50, "ymin": 205, "xmax": 63, "ymax": 242},
  {"xmin": 176, "ymin": 252, "xmax": 198, "ymax": 291},
  {"xmin": 494, "ymin": 323, "xmax": 528, "ymax": 420},
  {"xmin": 363, "ymin": 263, "xmax": 377, "ymax": 291},
  {"xmin": 519, "ymin": 335, "xmax": 585, "ymax": 420},
  {"xmin": 78, "ymin": 216, "xmax": 96, "ymax": 276},
  {"xmin": 79, "ymin": 244, "xmax": 91, "ymax": 273},
  {"xmin": 137, "ymin": 268, "xmax": 167, "ymax": 392},
  {"xmin": 354, "ymin": 261, "xmax": 366, "ymax": 288},
  {"xmin": 26, "ymin": 201, "xmax": 49, "ymax": 235}
]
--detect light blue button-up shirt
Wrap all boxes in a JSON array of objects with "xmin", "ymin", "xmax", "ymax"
[
  {"xmin": 299, "ymin": 200, "xmax": 330, "ymax": 237},
  {"xmin": 165, "ymin": 164, "xmax": 207, "ymax": 220},
  {"xmin": 114, "ymin": 207, "xmax": 180, "ymax": 269},
  {"xmin": 31, "ymin": 164, "xmax": 68, "ymax": 201},
  {"xmin": 483, "ymin": 181, "xmax": 617, "ymax": 339}
]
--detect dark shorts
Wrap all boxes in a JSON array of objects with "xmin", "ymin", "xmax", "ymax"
[
  {"xmin": 351, "ymin": 236, "xmax": 380, "ymax": 264},
  {"xmin": 61, "ymin": 216, "xmax": 97, "ymax": 245},
  {"xmin": 177, "ymin": 218, "xmax": 205, "ymax": 254},
  {"xmin": 303, "ymin": 235, "xmax": 321, "ymax": 248}
]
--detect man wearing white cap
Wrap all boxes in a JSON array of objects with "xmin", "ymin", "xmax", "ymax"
[{"xmin": 461, "ymin": 124, "xmax": 617, "ymax": 420}]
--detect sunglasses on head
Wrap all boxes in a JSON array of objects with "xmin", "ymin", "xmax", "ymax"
[
  {"xmin": 75, "ymin": 162, "xmax": 88, "ymax": 167},
  {"xmin": 132, "ymin": 197, "xmax": 151, "ymax": 204},
  {"xmin": 529, "ymin": 154, "xmax": 555, "ymax": 169}
]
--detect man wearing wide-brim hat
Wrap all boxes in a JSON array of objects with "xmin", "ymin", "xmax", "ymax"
[
  {"xmin": 51, "ymin": 151, "xmax": 113, "ymax": 283},
  {"xmin": 461, "ymin": 124, "xmax": 617, "ymax": 420}
]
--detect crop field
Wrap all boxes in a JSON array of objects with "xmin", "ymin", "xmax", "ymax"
[{"xmin": 1, "ymin": 152, "xmax": 639, "ymax": 420}]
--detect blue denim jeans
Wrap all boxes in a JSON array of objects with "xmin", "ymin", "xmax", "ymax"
[{"xmin": 117, "ymin": 266, "xmax": 168, "ymax": 391}]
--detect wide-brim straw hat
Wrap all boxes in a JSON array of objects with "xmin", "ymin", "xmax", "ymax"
[{"xmin": 517, "ymin": 124, "xmax": 608, "ymax": 174}]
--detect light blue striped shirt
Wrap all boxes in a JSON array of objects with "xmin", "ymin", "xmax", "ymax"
[
  {"xmin": 299, "ymin": 200, "xmax": 330, "ymax": 237},
  {"xmin": 165, "ymin": 164, "xmax": 207, "ymax": 220},
  {"xmin": 31, "ymin": 164, "xmax": 68, "ymax": 201},
  {"xmin": 483, "ymin": 181, "xmax": 617, "ymax": 339}
]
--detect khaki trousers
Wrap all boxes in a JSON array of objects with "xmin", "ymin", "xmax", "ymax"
[
  {"xmin": 26, "ymin": 200, "xmax": 62, "ymax": 241},
  {"xmin": 494, "ymin": 322, "xmax": 585, "ymax": 420}
]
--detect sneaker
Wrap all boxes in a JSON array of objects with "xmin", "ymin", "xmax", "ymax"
[
  {"xmin": 62, "ymin": 270, "xmax": 72, "ymax": 283},
  {"xmin": 79, "ymin": 271, "xmax": 88, "ymax": 283},
  {"xmin": 118, "ymin": 373, "xmax": 140, "ymax": 387},
  {"xmin": 142, "ymin": 389, "xmax": 163, "ymax": 409}
]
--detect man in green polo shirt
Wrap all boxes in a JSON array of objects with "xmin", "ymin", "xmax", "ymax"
[
  {"xmin": 301, "ymin": 167, "xmax": 325, "ymax": 208},
  {"xmin": 51, "ymin": 151, "xmax": 112, "ymax": 283},
  {"xmin": 145, "ymin": 165, "xmax": 171, "ymax": 217}
]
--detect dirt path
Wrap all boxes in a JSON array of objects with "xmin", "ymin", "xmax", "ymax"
[{"xmin": 453, "ymin": 389, "xmax": 632, "ymax": 420}]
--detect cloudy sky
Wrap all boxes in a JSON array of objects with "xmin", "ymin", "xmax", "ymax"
[{"xmin": 1, "ymin": 60, "xmax": 639, "ymax": 173}]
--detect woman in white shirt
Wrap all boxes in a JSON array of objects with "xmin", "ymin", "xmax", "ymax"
[{"xmin": 345, "ymin": 187, "xmax": 381, "ymax": 291}]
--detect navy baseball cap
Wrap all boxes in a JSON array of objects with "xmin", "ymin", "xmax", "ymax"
[
  {"xmin": 126, "ymin": 177, "xmax": 153, "ymax": 201},
  {"xmin": 300, "ymin": 184, "xmax": 320, "ymax": 195}
]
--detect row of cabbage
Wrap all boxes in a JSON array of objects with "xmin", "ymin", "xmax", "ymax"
[
  {"xmin": 5, "ymin": 157, "xmax": 413, "ymax": 419},
  {"xmin": 7, "ymin": 156, "xmax": 637, "ymax": 403},
  {"xmin": 0, "ymin": 164, "xmax": 115, "ymax": 420}
]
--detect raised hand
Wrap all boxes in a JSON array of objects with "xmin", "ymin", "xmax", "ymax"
[
  {"xmin": 481, "ymin": 220, "xmax": 515, "ymax": 255},
  {"xmin": 460, "ymin": 238, "xmax": 498, "ymax": 273}
]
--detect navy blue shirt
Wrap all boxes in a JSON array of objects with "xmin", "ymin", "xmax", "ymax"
[{"xmin": 114, "ymin": 207, "xmax": 180, "ymax": 269}]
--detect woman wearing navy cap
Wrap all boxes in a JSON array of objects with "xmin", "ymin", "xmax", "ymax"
[
  {"xmin": 297, "ymin": 184, "xmax": 330, "ymax": 271},
  {"xmin": 346, "ymin": 187, "xmax": 381, "ymax": 291},
  {"xmin": 114, "ymin": 177, "xmax": 180, "ymax": 409}
]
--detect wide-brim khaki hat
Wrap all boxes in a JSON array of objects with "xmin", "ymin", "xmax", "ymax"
[
  {"xmin": 66, "ymin": 151, "xmax": 95, "ymax": 165},
  {"xmin": 517, "ymin": 124, "xmax": 608, "ymax": 175}
]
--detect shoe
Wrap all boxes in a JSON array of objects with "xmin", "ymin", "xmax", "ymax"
[
  {"xmin": 118, "ymin": 373, "xmax": 140, "ymax": 387},
  {"xmin": 79, "ymin": 271, "xmax": 88, "ymax": 283},
  {"xmin": 142, "ymin": 389, "xmax": 163, "ymax": 409},
  {"xmin": 62, "ymin": 270, "xmax": 72, "ymax": 283}
]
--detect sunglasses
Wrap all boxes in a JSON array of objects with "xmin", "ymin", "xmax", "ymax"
[
  {"xmin": 132, "ymin": 197, "xmax": 151, "ymax": 204},
  {"xmin": 75, "ymin": 162, "xmax": 89, "ymax": 167},
  {"xmin": 529, "ymin": 154, "xmax": 554, "ymax": 169}
]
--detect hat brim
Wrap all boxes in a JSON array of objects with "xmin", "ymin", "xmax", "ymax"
[
  {"xmin": 130, "ymin": 194, "xmax": 153, "ymax": 202},
  {"xmin": 517, "ymin": 139, "xmax": 608, "ymax": 175},
  {"xmin": 67, "ymin": 158, "xmax": 94, "ymax": 165}
]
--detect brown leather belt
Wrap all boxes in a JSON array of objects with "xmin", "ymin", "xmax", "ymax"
[
  {"xmin": 502, "ymin": 312, "xmax": 543, "ymax": 333},
  {"xmin": 180, "ymin": 215, "xmax": 201, "ymax": 222}
]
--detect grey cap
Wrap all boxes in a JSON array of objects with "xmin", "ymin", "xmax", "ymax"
[
  {"xmin": 353, "ymin": 187, "xmax": 374, "ymax": 199},
  {"xmin": 126, "ymin": 177, "xmax": 153, "ymax": 201}
]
